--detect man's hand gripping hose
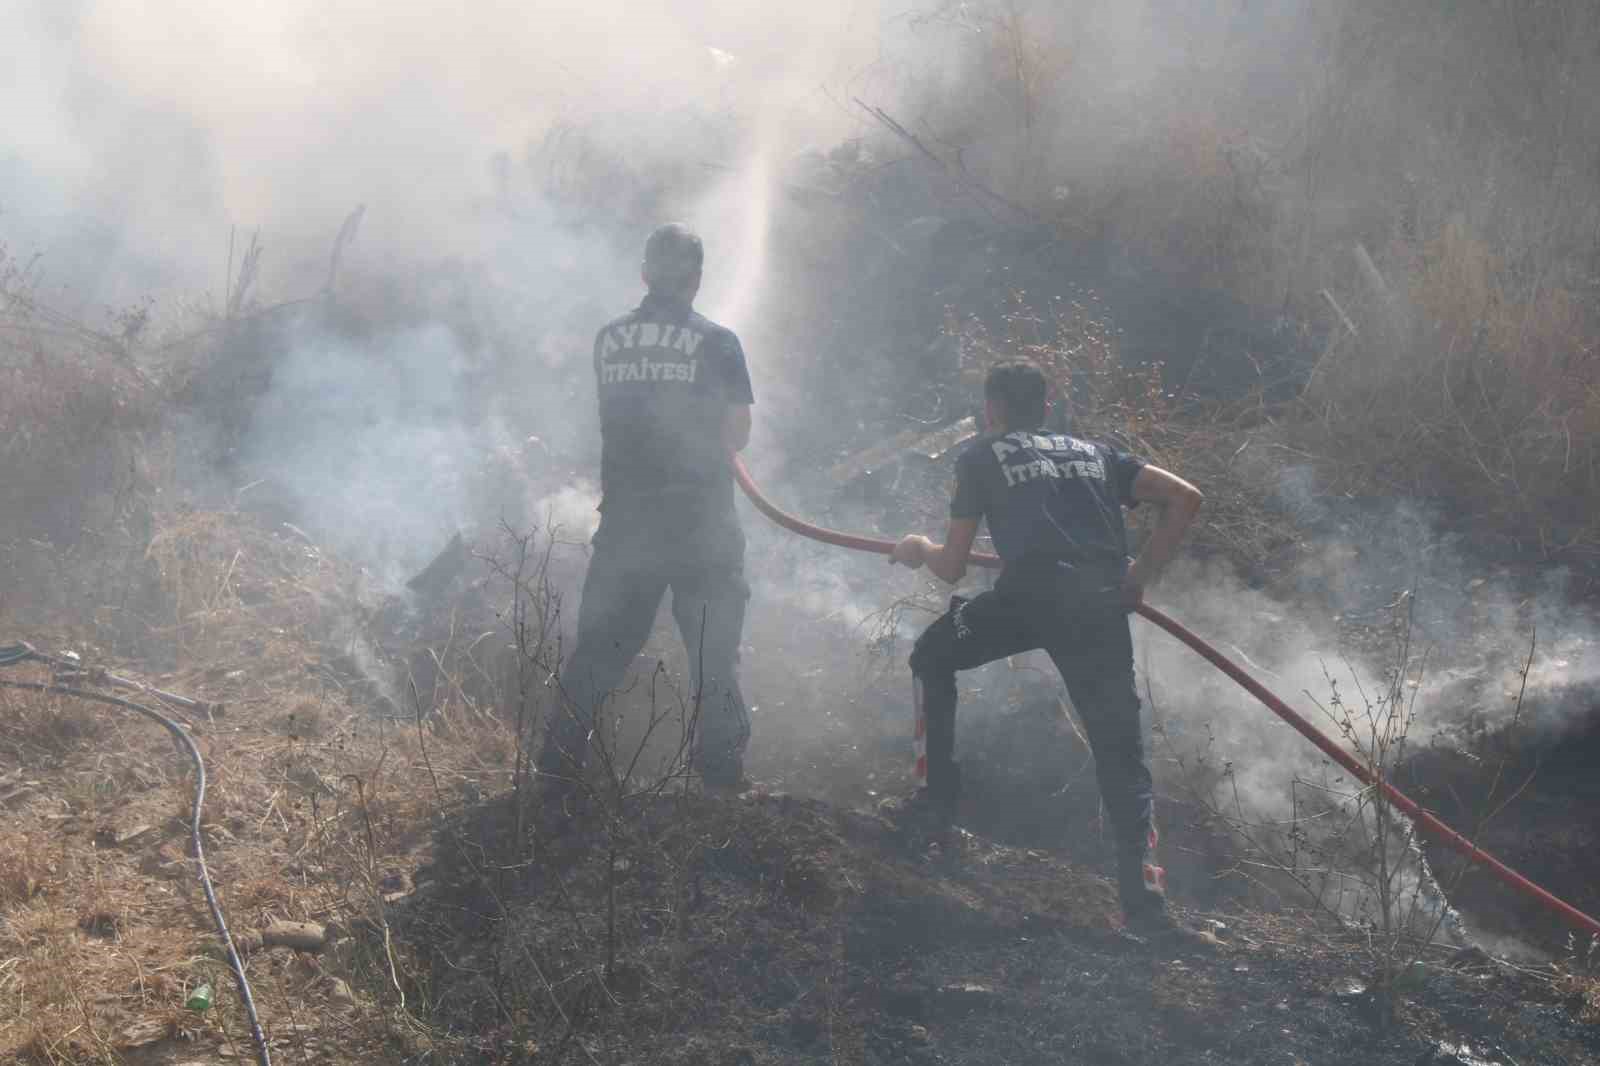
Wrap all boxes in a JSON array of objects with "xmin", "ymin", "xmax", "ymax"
[
  {"xmin": 731, "ymin": 456, "xmax": 1600, "ymax": 941},
  {"xmin": 0, "ymin": 642, "xmax": 273, "ymax": 1066}
]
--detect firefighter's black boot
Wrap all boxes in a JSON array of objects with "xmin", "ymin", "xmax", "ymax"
[
  {"xmin": 1117, "ymin": 851, "xmax": 1167, "ymax": 923},
  {"xmin": 880, "ymin": 764, "xmax": 959, "ymax": 844}
]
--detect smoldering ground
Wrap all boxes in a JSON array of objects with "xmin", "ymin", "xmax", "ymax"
[{"xmin": 8, "ymin": 0, "xmax": 1600, "ymax": 953}]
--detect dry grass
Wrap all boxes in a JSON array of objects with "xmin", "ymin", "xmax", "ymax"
[
  {"xmin": 0, "ymin": 504, "xmax": 527, "ymax": 1064},
  {"xmin": 0, "ymin": 833, "xmax": 51, "ymax": 911},
  {"xmin": 899, "ymin": 0, "xmax": 1600, "ymax": 566},
  {"xmin": 1298, "ymin": 217, "xmax": 1600, "ymax": 557},
  {"xmin": 0, "ymin": 671, "xmax": 519, "ymax": 1064},
  {"xmin": 0, "ymin": 250, "xmax": 163, "ymax": 554},
  {"xmin": 0, "ymin": 688, "xmax": 110, "ymax": 762},
  {"xmin": 1553, "ymin": 970, "xmax": 1600, "ymax": 1025},
  {"xmin": 947, "ymin": 219, "xmax": 1600, "ymax": 568}
]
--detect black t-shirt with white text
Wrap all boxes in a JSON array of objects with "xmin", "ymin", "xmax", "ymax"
[
  {"xmin": 951, "ymin": 429, "xmax": 1145, "ymax": 567},
  {"xmin": 593, "ymin": 293, "xmax": 754, "ymax": 511}
]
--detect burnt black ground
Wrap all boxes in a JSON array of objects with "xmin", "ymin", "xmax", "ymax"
[
  {"xmin": 1399, "ymin": 716, "xmax": 1600, "ymax": 960},
  {"xmin": 393, "ymin": 789, "xmax": 1599, "ymax": 1066}
]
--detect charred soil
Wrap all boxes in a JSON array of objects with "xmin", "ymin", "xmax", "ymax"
[
  {"xmin": 395, "ymin": 788, "xmax": 1600, "ymax": 1066},
  {"xmin": 1399, "ymin": 717, "xmax": 1600, "ymax": 960}
]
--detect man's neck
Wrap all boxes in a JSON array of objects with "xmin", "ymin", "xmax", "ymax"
[{"xmin": 642, "ymin": 288, "xmax": 693, "ymax": 312}]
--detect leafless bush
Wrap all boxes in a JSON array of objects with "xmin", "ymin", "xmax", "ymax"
[
  {"xmin": 484, "ymin": 520, "xmax": 707, "ymax": 822},
  {"xmin": 1553, "ymin": 935, "xmax": 1600, "ymax": 1024},
  {"xmin": 950, "ymin": 291, "xmax": 1298, "ymax": 565},
  {"xmin": 379, "ymin": 520, "xmax": 725, "ymax": 1056},
  {"xmin": 1164, "ymin": 598, "xmax": 1539, "ymax": 1027}
]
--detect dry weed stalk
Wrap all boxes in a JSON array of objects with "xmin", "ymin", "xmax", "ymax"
[
  {"xmin": 1159, "ymin": 596, "xmax": 1540, "ymax": 1028},
  {"xmin": 375, "ymin": 521, "xmax": 738, "ymax": 1059},
  {"xmin": 1301, "ymin": 222, "xmax": 1600, "ymax": 559}
]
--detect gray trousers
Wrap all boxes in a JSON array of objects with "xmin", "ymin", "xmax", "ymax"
[{"xmin": 541, "ymin": 502, "xmax": 751, "ymax": 787}]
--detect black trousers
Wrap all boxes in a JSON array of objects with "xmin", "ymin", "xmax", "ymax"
[
  {"xmin": 541, "ymin": 501, "xmax": 751, "ymax": 787},
  {"xmin": 909, "ymin": 563, "xmax": 1156, "ymax": 898}
]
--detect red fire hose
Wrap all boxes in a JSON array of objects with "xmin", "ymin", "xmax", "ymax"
[{"xmin": 733, "ymin": 456, "xmax": 1600, "ymax": 941}]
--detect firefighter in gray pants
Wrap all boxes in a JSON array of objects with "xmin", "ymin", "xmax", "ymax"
[{"xmin": 540, "ymin": 223, "xmax": 756, "ymax": 796}]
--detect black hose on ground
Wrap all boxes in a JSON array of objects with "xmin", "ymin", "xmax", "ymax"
[{"xmin": 0, "ymin": 653, "xmax": 272, "ymax": 1066}]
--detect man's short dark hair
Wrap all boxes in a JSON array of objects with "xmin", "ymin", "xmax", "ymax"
[
  {"xmin": 984, "ymin": 360, "xmax": 1048, "ymax": 428},
  {"xmin": 643, "ymin": 223, "xmax": 704, "ymax": 287}
]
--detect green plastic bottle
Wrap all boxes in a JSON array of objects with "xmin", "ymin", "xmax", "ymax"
[{"xmin": 185, "ymin": 983, "xmax": 213, "ymax": 1012}]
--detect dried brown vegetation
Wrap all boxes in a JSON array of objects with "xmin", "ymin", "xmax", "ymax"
[
  {"xmin": 0, "ymin": 250, "xmax": 164, "ymax": 546},
  {"xmin": 5, "ymin": 3, "xmax": 1600, "ymax": 1063},
  {"xmin": 875, "ymin": 0, "xmax": 1600, "ymax": 566}
]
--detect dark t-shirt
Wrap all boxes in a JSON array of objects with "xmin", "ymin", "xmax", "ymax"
[
  {"xmin": 951, "ymin": 429, "xmax": 1145, "ymax": 566},
  {"xmin": 593, "ymin": 293, "xmax": 754, "ymax": 511}
]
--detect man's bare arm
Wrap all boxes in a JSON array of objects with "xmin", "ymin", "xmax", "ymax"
[
  {"xmin": 890, "ymin": 517, "xmax": 981, "ymax": 585},
  {"xmin": 723, "ymin": 403, "xmax": 752, "ymax": 454},
  {"xmin": 1125, "ymin": 465, "xmax": 1203, "ymax": 604}
]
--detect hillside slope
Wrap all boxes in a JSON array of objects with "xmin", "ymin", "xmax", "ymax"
[{"xmin": 2, "ymin": 514, "xmax": 1597, "ymax": 1066}]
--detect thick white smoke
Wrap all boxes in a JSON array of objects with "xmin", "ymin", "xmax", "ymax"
[
  {"xmin": 3, "ymin": 0, "xmax": 883, "ymax": 307},
  {"xmin": 7, "ymin": 2, "xmax": 1596, "ymax": 917}
]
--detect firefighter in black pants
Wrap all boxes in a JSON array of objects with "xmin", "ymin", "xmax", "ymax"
[
  {"xmin": 888, "ymin": 361, "xmax": 1202, "ymax": 934},
  {"xmin": 541, "ymin": 223, "xmax": 755, "ymax": 798}
]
